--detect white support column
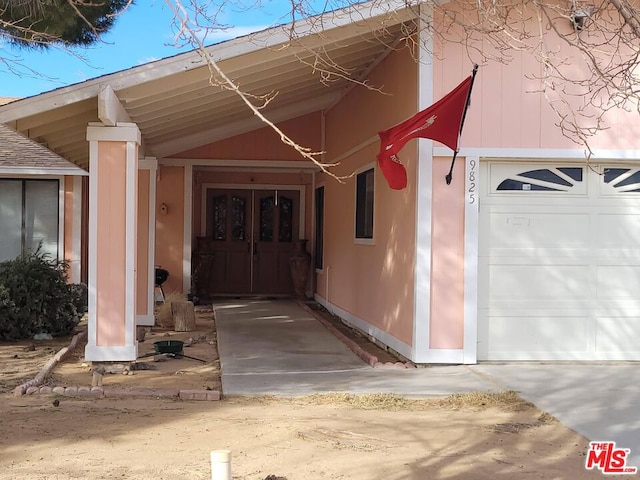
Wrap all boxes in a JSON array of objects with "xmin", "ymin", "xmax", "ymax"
[
  {"xmin": 137, "ymin": 157, "xmax": 157, "ymax": 327},
  {"xmin": 463, "ymin": 156, "xmax": 480, "ymax": 364},
  {"xmin": 412, "ymin": 6, "xmax": 435, "ymax": 363},
  {"xmin": 183, "ymin": 163, "xmax": 193, "ymax": 294},
  {"xmin": 84, "ymin": 122, "xmax": 141, "ymax": 362}
]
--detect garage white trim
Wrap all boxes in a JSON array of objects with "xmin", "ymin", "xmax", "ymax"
[{"xmin": 479, "ymin": 160, "xmax": 640, "ymax": 361}]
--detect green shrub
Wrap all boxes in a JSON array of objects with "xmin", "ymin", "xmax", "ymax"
[
  {"xmin": 0, "ymin": 284, "xmax": 21, "ymax": 339},
  {"xmin": 0, "ymin": 250, "xmax": 82, "ymax": 340},
  {"xmin": 68, "ymin": 283, "xmax": 88, "ymax": 313}
]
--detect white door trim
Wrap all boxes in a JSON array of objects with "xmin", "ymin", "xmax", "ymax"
[{"xmin": 463, "ymin": 156, "xmax": 480, "ymax": 364}]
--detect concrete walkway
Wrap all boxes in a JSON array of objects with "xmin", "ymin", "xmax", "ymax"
[
  {"xmin": 214, "ymin": 299, "xmax": 494, "ymax": 397},
  {"xmin": 214, "ymin": 299, "xmax": 640, "ymax": 466}
]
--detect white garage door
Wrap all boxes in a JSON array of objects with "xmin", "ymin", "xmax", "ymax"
[{"xmin": 479, "ymin": 161, "xmax": 640, "ymax": 361}]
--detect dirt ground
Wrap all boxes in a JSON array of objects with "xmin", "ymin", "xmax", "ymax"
[
  {"xmin": 0, "ymin": 304, "xmax": 624, "ymax": 480},
  {"xmin": 50, "ymin": 305, "xmax": 221, "ymax": 392}
]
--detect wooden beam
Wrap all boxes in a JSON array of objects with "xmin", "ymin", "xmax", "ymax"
[{"xmin": 98, "ymin": 85, "xmax": 132, "ymax": 126}]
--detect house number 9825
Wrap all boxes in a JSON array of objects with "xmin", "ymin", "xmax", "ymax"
[{"xmin": 468, "ymin": 159, "xmax": 477, "ymax": 204}]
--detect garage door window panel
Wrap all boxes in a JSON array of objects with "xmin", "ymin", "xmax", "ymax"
[
  {"xmin": 492, "ymin": 165, "xmax": 586, "ymax": 194},
  {"xmin": 603, "ymin": 168, "xmax": 640, "ymax": 192}
]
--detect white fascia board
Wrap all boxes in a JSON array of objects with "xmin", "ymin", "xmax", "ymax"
[
  {"xmin": 153, "ymin": 92, "xmax": 339, "ymax": 157},
  {"xmin": 0, "ymin": 167, "xmax": 88, "ymax": 176},
  {"xmin": 434, "ymin": 146, "xmax": 640, "ymax": 160},
  {"xmin": 0, "ymin": 0, "xmax": 415, "ymax": 123},
  {"xmin": 0, "ymin": 85, "xmax": 102, "ymax": 123}
]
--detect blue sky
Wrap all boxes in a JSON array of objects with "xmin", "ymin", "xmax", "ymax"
[{"xmin": 0, "ymin": 1, "xmax": 287, "ymax": 98}]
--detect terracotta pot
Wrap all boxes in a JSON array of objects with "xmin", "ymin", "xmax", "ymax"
[{"xmin": 289, "ymin": 239, "xmax": 311, "ymax": 299}]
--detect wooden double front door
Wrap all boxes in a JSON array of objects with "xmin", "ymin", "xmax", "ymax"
[{"xmin": 194, "ymin": 188, "xmax": 300, "ymax": 295}]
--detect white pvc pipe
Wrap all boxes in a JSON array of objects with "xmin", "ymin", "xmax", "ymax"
[{"xmin": 210, "ymin": 450, "xmax": 231, "ymax": 480}]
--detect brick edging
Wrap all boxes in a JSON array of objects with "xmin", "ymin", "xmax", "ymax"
[
  {"xmin": 18, "ymin": 385, "xmax": 221, "ymax": 401},
  {"xmin": 13, "ymin": 330, "xmax": 221, "ymax": 401},
  {"xmin": 299, "ymin": 300, "xmax": 416, "ymax": 370},
  {"xmin": 299, "ymin": 301, "xmax": 379, "ymax": 367}
]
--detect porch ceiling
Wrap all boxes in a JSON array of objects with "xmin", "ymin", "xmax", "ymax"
[{"xmin": 0, "ymin": 1, "xmax": 417, "ymax": 170}]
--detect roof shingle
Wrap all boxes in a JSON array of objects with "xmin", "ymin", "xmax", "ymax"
[{"xmin": 0, "ymin": 123, "xmax": 86, "ymax": 174}]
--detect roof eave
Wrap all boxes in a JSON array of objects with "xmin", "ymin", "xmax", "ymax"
[{"xmin": 0, "ymin": 0, "xmax": 416, "ymax": 123}]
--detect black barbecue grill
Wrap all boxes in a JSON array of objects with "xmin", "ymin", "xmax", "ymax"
[{"xmin": 154, "ymin": 267, "xmax": 169, "ymax": 303}]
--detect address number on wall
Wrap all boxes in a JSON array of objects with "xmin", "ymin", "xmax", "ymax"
[{"xmin": 468, "ymin": 158, "xmax": 477, "ymax": 205}]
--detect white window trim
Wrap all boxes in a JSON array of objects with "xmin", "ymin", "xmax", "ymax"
[{"xmin": 354, "ymin": 162, "xmax": 376, "ymax": 245}]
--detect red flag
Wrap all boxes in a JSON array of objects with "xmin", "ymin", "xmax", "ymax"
[{"xmin": 377, "ymin": 73, "xmax": 474, "ymax": 190}]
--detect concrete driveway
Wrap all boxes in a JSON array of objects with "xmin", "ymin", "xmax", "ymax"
[
  {"xmin": 469, "ymin": 363, "xmax": 640, "ymax": 468},
  {"xmin": 214, "ymin": 298, "xmax": 640, "ymax": 467}
]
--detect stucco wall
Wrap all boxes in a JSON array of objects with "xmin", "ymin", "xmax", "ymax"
[
  {"xmin": 319, "ymin": 46, "xmax": 418, "ymax": 347},
  {"xmin": 430, "ymin": 156, "xmax": 465, "ymax": 349},
  {"xmin": 136, "ymin": 169, "xmax": 150, "ymax": 315},
  {"xmin": 173, "ymin": 113, "xmax": 321, "ymax": 160},
  {"xmin": 433, "ymin": 4, "xmax": 640, "ymax": 151},
  {"xmin": 155, "ymin": 165, "xmax": 185, "ymax": 295},
  {"xmin": 95, "ymin": 142, "xmax": 127, "ymax": 346}
]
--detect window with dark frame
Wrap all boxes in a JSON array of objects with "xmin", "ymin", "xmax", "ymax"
[
  {"xmin": 314, "ymin": 186, "xmax": 324, "ymax": 269},
  {"xmin": 355, "ymin": 168, "xmax": 374, "ymax": 240}
]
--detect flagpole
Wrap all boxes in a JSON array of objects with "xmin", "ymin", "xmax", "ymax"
[{"xmin": 445, "ymin": 64, "xmax": 478, "ymax": 185}]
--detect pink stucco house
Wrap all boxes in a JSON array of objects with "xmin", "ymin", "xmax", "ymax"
[{"xmin": 1, "ymin": 0, "xmax": 639, "ymax": 364}]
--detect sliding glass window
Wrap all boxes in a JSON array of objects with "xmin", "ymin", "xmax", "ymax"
[{"xmin": 0, "ymin": 179, "xmax": 59, "ymax": 262}]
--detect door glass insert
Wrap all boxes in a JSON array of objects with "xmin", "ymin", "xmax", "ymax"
[
  {"xmin": 212, "ymin": 195, "xmax": 227, "ymax": 241},
  {"xmin": 260, "ymin": 196, "xmax": 274, "ymax": 242},
  {"xmin": 279, "ymin": 196, "xmax": 293, "ymax": 242},
  {"xmin": 231, "ymin": 195, "xmax": 246, "ymax": 241}
]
